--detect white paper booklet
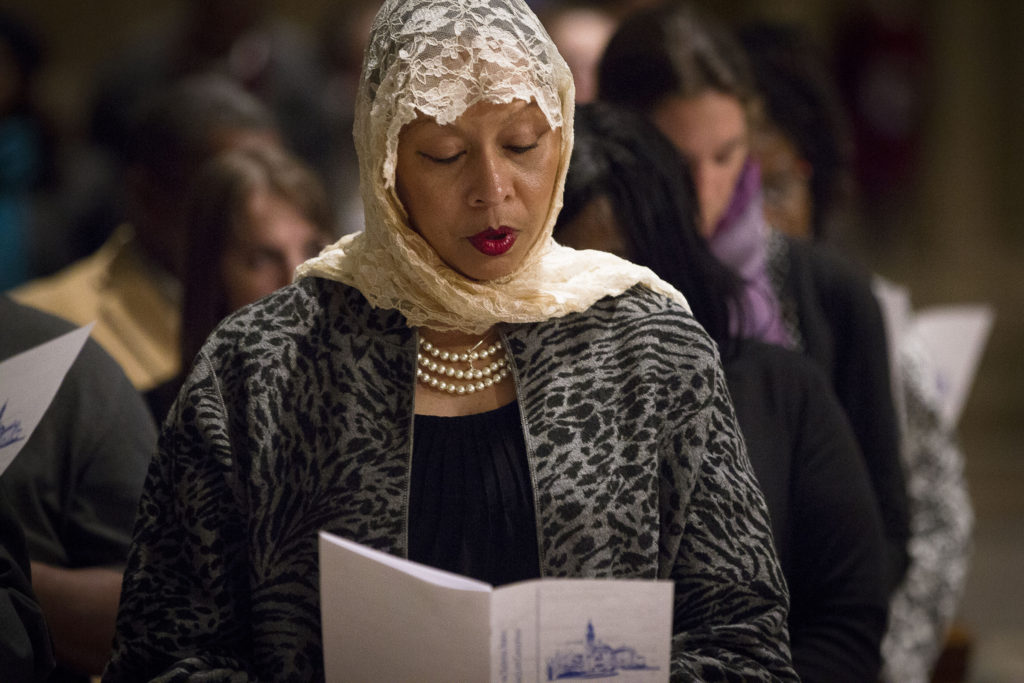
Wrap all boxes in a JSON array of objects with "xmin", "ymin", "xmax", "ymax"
[
  {"xmin": 319, "ymin": 531, "xmax": 673, "ymax": 683},
  {"xmin": 911, "ymin": 304, "xmax": 994, "ymax": 429},
  {"xmin": 873, "ymin": 277, "xmax": 994, "ymax": 429},
  {"xmin": 0, "ymin": 324, "xmax": 93, "ymax": 475}
]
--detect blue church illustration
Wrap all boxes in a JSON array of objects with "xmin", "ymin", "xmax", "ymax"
[{"xmin": 546, "ymin": 620, "xmax": 655, "ymax": 679}]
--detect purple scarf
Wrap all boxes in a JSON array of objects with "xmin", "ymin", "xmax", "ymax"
[{"xmin": 708, "ymin": 158, "xmax": 793, "ymax": 348}]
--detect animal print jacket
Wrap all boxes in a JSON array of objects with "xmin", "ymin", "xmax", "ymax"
[{"xmin": 104, "ymin": 277, "xmax": 797, "ymax": 682}]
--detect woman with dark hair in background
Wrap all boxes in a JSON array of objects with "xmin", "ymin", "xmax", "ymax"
[
  {"xmin": 740, "ymin": 22, "xmax": 974, "ymax": 683},
  {"xmin": 146, "ymin": 143, "xmax": 332, "ymax": 422},
  {"xmin": 556, "ymin": 100, "xmax": 890, "ymax": 683},
  {"xmin": 598, "ymin": 1, "xmax": 910, "ymax": 597},
  {"xmin": 738, "ymin": 21, "xmax": 855, "ymax": 243}
]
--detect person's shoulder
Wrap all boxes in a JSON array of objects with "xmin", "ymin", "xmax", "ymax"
[
  {"xmin": 6, "ymin": 253, "xmax": 106, "ymax": 324},
  {"xmin": 725, "ymin": 340, "xmax": 849, "ymax": 453},
  {"xmin": 587, "ymin": 284, "xmax": 698, "ymax": 327},
  {"xmin": 201, "ymin": 278, "xmax": 404, "ymax": 362},
  {"xmin": 0, "ymin": 296, "xmax": 78, "ymax": 358},
  {"xmin": 211, "ymin": 277, "xmax": 361, "ymax": 332},
  {"xmin": 727, "ymin": 339, "xmax": 831, "ymax": 393},
  {"xmin": 532, "ymin": 285, "xmax": 714, "ymax": 363},
  {"xmin": 0, "ymin": 295, "xmax": 133, "ymax": 374},
  {"xmin": 787, "ymin": 236, "xmax": 874, "ymax": 293},
  {"xmin": 783, "ymin": 237, "xmax": 886, "ymax": 336},
  {"xmin": 0, "ymin": 296, "xmax": 154, "ymax": 433},
  {"xmin": 0, "ymin": 297, "xmax": 128, "ymax": 390}
]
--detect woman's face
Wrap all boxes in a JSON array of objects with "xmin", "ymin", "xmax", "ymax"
[
  {"xmin": 651, "ymin": 92, "xmax": 748, "ymax": 237},
  {"xmin": 752, "ymin": 125, "xmax": 813, "ymax": 239},
  {"xmin": 220, "ymin": 189, "xmax": 328, "ymax": 311},
  {"xmin": 395, "ymin": 99, "xmax": 562, "ymax": 281}
]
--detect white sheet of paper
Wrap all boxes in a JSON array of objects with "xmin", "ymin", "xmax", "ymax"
[
  {"xmin": 0, "ymin": 323, "xmax": 93, "ymax": 475},
  {"xmin": 910, "ymin": 304, "xmax": 995, "ymax": 428},
  {"xmin": 320, "ymin": 531, "xmax": 491, "ymax": 683},
  {"xmin": 872, "ymin": 278, "xmax": 995, "ymax": 429},
  {"xmin": 319, "ymin": 531, "xmax": 672, "ymax": 683}
]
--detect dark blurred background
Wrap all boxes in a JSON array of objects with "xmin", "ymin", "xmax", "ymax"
[{"xmin": 4, "ymin": 0, "xmax": 1022, "ymax": 680}]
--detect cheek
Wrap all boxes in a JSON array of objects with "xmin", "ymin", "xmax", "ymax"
[
  {"xmin": 710, "ymin": 158, "xmax": 748, "ymax": 208},
  {"xmin": 219, "ymin": 259, "xmax": 249, "ymax": 309},
  {"xmin": 525, "ymin": 145, "xmax": 562, "ymax": 218},
  {"xmin": 221, "ymin": 256, "xmax": 267, "ymax": 308},
  {"xmin": 395, "ymin": 166, "xmax": 442, "ymax": 234}
]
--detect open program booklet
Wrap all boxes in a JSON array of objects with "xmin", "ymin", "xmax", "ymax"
[{"xmin": 319, "ymin": 531, "xmax": 673, "ymax": 683}]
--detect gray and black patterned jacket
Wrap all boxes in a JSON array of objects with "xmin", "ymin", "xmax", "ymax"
[{"xmin": 104, "ymin": 278, "xmax": 797, "ymax": 682}]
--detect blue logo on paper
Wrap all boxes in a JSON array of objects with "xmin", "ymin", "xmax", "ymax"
[
  {"xmin": 0, "ymin": 401, "xmax": 25, "ymax": 449},
  {"xmin": 546, "ymin": 620, "xmax": 659, "ymax": 680}
]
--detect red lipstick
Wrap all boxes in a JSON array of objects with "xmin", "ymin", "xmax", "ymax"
[{"xmin": 468, "ymin": 227, "xmax": 517, "ymax": 255}]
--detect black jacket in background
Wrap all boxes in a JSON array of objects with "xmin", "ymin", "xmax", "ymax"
[
  {"xmin": 776, "ymin": 236, "xmax": 910, "ymax": 592},
  {"xmin": 726, "ymin": 340, "xmax": 889, "ymax": 683}
]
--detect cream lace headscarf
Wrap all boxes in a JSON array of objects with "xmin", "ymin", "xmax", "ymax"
[{"xmin": 296, "ymin": 0, "xmax": 688, "ymax": 333}]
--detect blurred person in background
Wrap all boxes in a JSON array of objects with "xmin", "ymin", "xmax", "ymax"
[
  {"xmin": 0, "ymin": 9, "xmax": 57, "ymax": 290},
  {"xmin": 146, "ymin": 144, "xmax": 333, "ymax": 422},
  {"xmin": 740, "ymin": 21, "xmax": 973, "ymax": 683},
  {"xmin": 833, "ymin": 0, "xmax": 929, "ymax": 242},
  {"xmin": 599, "ymin": 1, "xmax": 910, "ymax": 595},
  {"xmin": 539, "ymin": 0, "xmax": 618, "ymax": 103},
  {"xmin": 1, "ymin": 295, "xmax": 157, "ymax": 681},
  {"xmin": 9, "ymin": 75, "xmax": 282, "ymax": 393},
  {"xmin": 555, "ymin": 100, "xmax": 889, "ymax": 683},
  {"xmin": 737, "ymin": 22, "xmax": 855, "ymax": 244},
  {"xmin": 317, "ymin": 0, "xmax": 382, "ymax": 236},
  {"xmin": 64, "ymin": 0, "xmax": 329, "ymax": 263}
]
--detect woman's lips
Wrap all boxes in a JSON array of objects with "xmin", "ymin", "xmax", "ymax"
[{"xmin": 468, "ymin": 227, "xmax": 517, "ymax": 255}]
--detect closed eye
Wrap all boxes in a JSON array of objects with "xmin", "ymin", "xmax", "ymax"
[
  {"xmin": 506, "ymin": 142, "xmax": 539, "ymax": 154},
  {"xmin": 714, "ymin": 138, "xmax": 745, "ymax": 165},
  {"xmin": 419, "ymin": 151, "xmax": 465, "ymax": 164}
]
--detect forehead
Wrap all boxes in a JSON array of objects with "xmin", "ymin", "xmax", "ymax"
[
  {"xmin": 400, "ymin": 99, "xmax": 549, "ymax": 138},
  {"xmin": 653, "ymin": 91, "xmax": 746, "ymax": 154}
]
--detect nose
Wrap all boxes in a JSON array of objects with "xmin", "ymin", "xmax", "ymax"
[{"xmin": 468, "ymin": 151, "xmax": 511, "ymax": 208}]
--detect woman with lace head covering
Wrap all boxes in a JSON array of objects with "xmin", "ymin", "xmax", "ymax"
[{"xmin": 103, "ymin": 1, "xmax": 796, "ymax": 679}]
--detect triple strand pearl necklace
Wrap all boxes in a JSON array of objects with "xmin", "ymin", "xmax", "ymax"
[{"xmin": 416, "ymin": 336, "xmax": 511, "ymax": 395}]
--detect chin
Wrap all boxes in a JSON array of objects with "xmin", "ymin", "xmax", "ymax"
[{"xmin": 452, "ymin": 259, "xmax": 520, "ymax": 283}]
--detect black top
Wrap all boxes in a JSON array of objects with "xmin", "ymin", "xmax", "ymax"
[
  {"xmin": 726, "ymin": 340, "xmax": 889, "ymax": 683},
  {"xmin": 408, "ymin": 401, "xmax": 540, "ymax": 586},
  {"xmin": 770, "ymin": 234, "xmax": 909, "ymax": 592}
]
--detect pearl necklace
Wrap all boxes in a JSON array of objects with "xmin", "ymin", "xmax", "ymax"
[{"xmin": 416, "ymin": 336, "xmax": 511, "ymax": 395}]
